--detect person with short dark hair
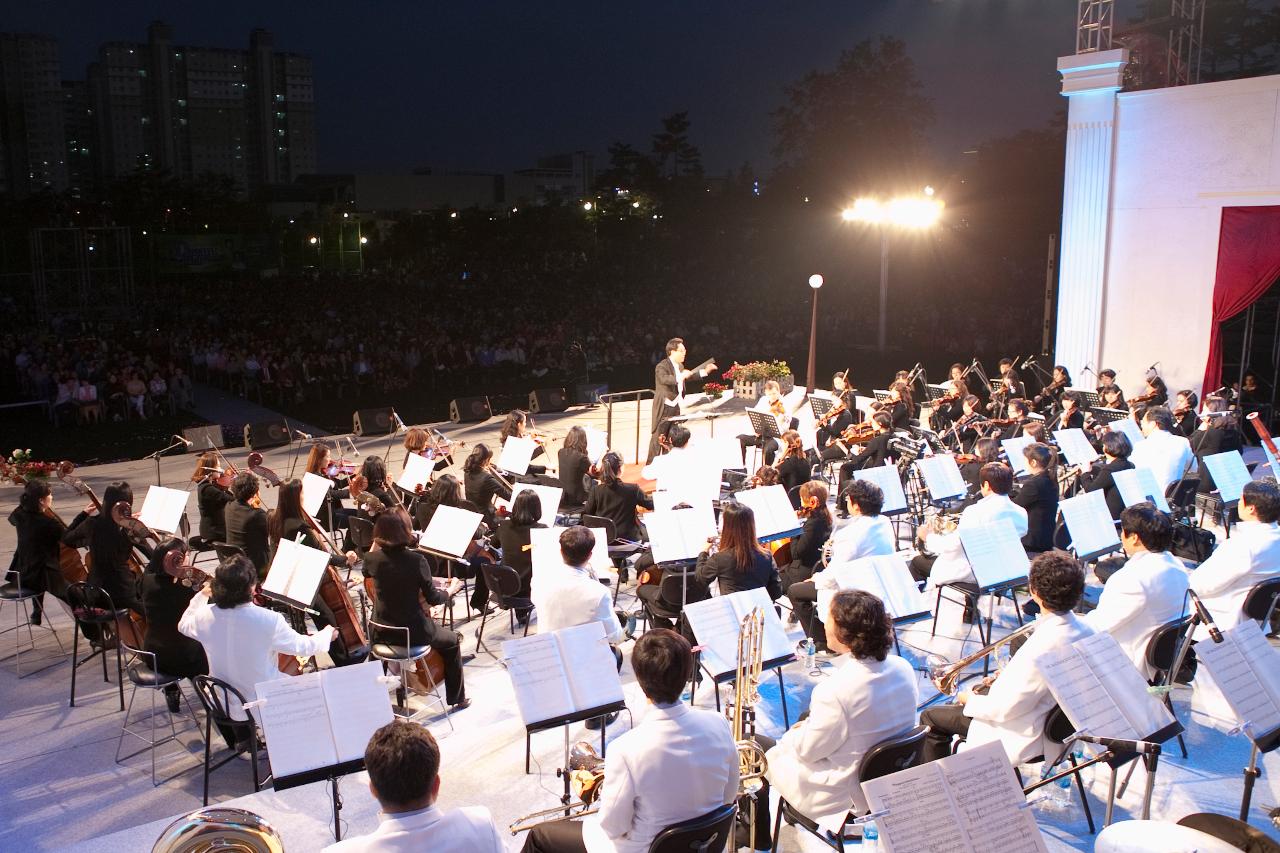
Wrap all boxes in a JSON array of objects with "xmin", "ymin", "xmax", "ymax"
[
  {"xmin": 1190, "ymin": 479, "xmax": 1280, "ymax": 635},
  {"xmin": 494, "ymin": 489, "xmax": 543, "ymax": 607},
  {"xmin": 324, "ymin": 721, "xmax": 503, "ymax": 852},
  {"xmin": 1086, "ymin": 503, "xmax": 1189, "ymax": 678},
  {"xmin": 8, "ymin": 479, "xmax": 69, "ymax": 625},
  {"xmin": 179, "ymin": 555, "xmax": 334, "ymax": 722},
  {"xmin": 762, "ymin": 590, "xmax": 917, "ymax": 822},
  {"xmin": 62, "ymin": 481, "xmax": 148, "ymax": 622},
  {"xmin": 911, "ymin": 463, "xmax": 1027, "ymax": 590},
  {"xmin": 648, "ymin": 337, "xmax": 716, "ymax": 463},
  {"xmin": 1012, "ymin": 443, "xmax": 1058, "ymax": 552},
  {"xmin": 1080, "ymin": 431, "xmax": 1135, "ymax": 520},
  {"xmin": 1130, "ymin": 405, "xmax": 1194, "ymax": 491},
  {"xmin": 585, "ymin": 452, "xmax": 653, "ymax": 543},
  {"xmin": 920, "ymin": 551, "xmax": 1094, "ymax": 764},
  {"xmin": 1190, "ymin": 395, "xmax": 1243, "ymax": 493},
  {"xmin": 1052, "ymin": 390, "xmax": 1086, "ymax": 433},
  {"xmin": 532, "ymin": 525, "xmax": 626, "ymax": 643},
  {"xmin": 224, "ymin": 472, "xmax": 270, "ymax": 577},
  {"xmin": 521, "ymin": 629, "xmax": 739, "ymax": 853}
]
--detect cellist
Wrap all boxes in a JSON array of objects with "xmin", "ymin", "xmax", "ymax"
[{"xmin": 7, "ymin": 480, "xmax": 72, "ymax": 626}]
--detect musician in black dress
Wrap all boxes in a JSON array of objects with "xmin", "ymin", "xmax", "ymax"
[
  {"xmin": 7, "ymin": 480, "xmax": 68, "ymax": 625},
  {"xmin": 462, "ymin": 444, "xmax": 511, "ymax": 530},
  {"xmin": 557, "ymin": 426, "xmax": 593, "ymax": 508},
  {"xmin": 63, "ymin": 481, "xmax": 147, "ymax": 617},
  {"xmin": 363, "ymin": 511, "xmax": 469, "ymax": 709},
  {"xmin": 1051, "ymin": 390, "xmax": 1086, "ymax": 435},
  {"xmin": 777, "ymin": 481, "xmax": 833, "ymax": 593},
  {"xmin": 583, "ymin": 452, "xmax": 653, "ymax": 542},
  {"xmin": 1172, "ymin": 390, "xmax": 1199, "ymax": 438},
  {"xmin": 880, "ymin": 382, "xmax": 913, "ymax": 430},
  {"xmin": 1079, "ymin": 431, "xmax": 1134, "ymax": 520},
  {"xmin": 816, "ymin": 371, "xmax": 856, "ymax": 450},
  {"xmin": 838, "ymin": 412, "xmax": 894, "ymax": 492},
  {"xmin": 353, "ymin": 455, "xmax": 397, "ymax": 519},
  {"xmin": 139, "ymin": 538, "xmax": 209, "ymax": 710},
  {"xmin": 500, "ymin": 409, "xmax": 547, "ymax": 478},
  {"xmin": 1012, "ymin": 443, "xmax": 1059, "ymax": 552},
  {"xmin": 995, "ymin": 398, "xmax": 1032, "ymax": 441},
  {"xmin": 1033, "ymin": 365, "xmax": 1071, "ymax": 415},
  {"xmin": 305, "ymin": 443, "xmax": 351, "ymax": 533},
  {"xmin": 411, "ymin": 473, "xmax": 492, "ymax": 614},
  {"xmin": 695, "ymin": 502, "xmax": 782, "ymax": 599},
  {"xmin": 223, "ymin": 473, "xmax": 270, "ymax": 579},
  {"xmin": 192, "ymin": 452, "xmax": 234, "ymax": 544},
  {"xmin": 493, "ymin": 490, "xmax": 542, "ymax": 621},
  {"xmin": 775, "ymin": 430, "xmax": 812, "ymax": 506}
]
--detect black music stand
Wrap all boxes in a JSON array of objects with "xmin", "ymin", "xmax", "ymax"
[
  {"xmin": 746, "ymin": 410, "xmax": 783, "ymax": 470},
  {"xmin": 522, "ymin": 701, "xmax": 629, "ymax": 809},
  {"xmin": 1089, "ymin": 406, "xmax": 1130, "ymax": 424},
  {"xmin": 273, "ymin": 762, "xmax": 362, "ymax": 842},
  {"xmin": 808, "ymin": 396, "xmax": 836, "ymax": 421},
  {"xmin": 700, "ymin": 653, "xmax": 794, "ymax": 728}
]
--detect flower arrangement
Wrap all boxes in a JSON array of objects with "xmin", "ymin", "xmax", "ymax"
[
  {"xmin": 703, "ymin": 381, "xmax": 728, "ymax": 394},
  {"xmin": 722, "ymin": 360, "xmax": 792, "ymax": 383},
  {"xmin": 0, "ymin": 449, "xmax": 56, "ymax": 486}
]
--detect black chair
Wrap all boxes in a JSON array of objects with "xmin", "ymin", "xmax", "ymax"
[
  {"xmin": 582, "ymin": 513, "xmax": 641, "ymax": 593},
  {"xmin": 1242, "ymin": 577, "xmax": 1280, "ymax": 632},
  {"xmin": 1143, "ymin": 616, "xmax": 1192, "ymax": 759},
  {"xmin": 347, "ymin": 516, "xmax": 375, "ymax": 554},
  {"xmin": 368, "ymin": 620, "xmax": 450, "ymax": 729},
  {"xmin": 640, "ymin": 569, "xmax": 710, "ymax": 629},
  {"xmin": 474, "ymin": 563, "xmax": 532, "ymax": 656},
  {"xmin": 786, "ymin": 483, "xmax": 804, "ymax": 510},
  {"xmin": 186, "ymin": 534, "xmax": 220, "ymax": 569},
  {"xmin": 66, "ymin": 582, "xmax": 127, "ymax": 710},
  {"xmin": 0, "ymin": 577, "xmax": 64, "ymax": 677},
  {"xmin": 650, "ymin": 803, "xmax": 737, "ymax": 853},
  {"xmin": 115, "ymin": 643, "xmax": 203, "ymax": 785},
  {"xmin": 190, "ymin": 675, "xmax": 266, "ymax": 806},
  {"xmin": 1167, "ymin": 478, "xmax": 1201, "ymax": 521},
  {"xmin": 770, "ymin": 725, "xmax": 928, "ymax": 851},
  {"xmin": 212, "ymin": 543, "xmax": 245, "ymax": 563}
]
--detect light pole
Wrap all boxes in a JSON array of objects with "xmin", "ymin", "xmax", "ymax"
[
  {"xmin": 841, "ymin": 189, "xmax": 943, "ymax": 352},
  {"xmin": 807, "ymin": 274, "xmax": 823, "ymax": 390}
]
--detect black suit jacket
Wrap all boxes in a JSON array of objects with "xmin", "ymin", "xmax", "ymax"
[
  {"xmin": 557, "ymin": 448, "xmax": 592, "ymax": 506},
  {"xmin": 363, "ymin": 547, "xmax": 448, "ymax": 647},
  {"xmin": 695, "ymin": 549, "xmax": 782, "ymax": 599},
  {"xmin": 790, "ymin": 512, "xmax": 832, "ymax": 570},
  {"xmin": 8, "ymin": 506, "xmax": 63, "ymax": 583},
  {"xmin": 1191, "ymin": 427, "xmax": 1242, "ymax": 492},
  {"xmin": 464, "ymin": 468, "xmax": 512, "ymax": 528},
  {"xmin": 584, "ymin": 481, "xmax": 653, "ymax": 542},
  {"xmin": 1080, "ymin": 457, "xmax": 1134, "ymax": 520},
  {"xmin": 652, "ymin": 358, "xmax": 680, "ymax": 430},
  {"xmin": 847, "ymin": 432, "xmax": 893, "ymax": 471},
  {"xmin": 224, "ymin": 500, "xmax": 270, "ymax": 576},
  {"xmin": 140, "ymin": 572, "xmax": 209, "ymax": 677},
  {"xmin": 1012, "ymin": 472, "xmax": 1058, "ymax": 552},
  {"xmin": 197, "ymin": 481, "xmax": 232, "ymax": 542},
  {"xmin": 776, "ymin": 456, "xmax": 811, "ymax": 505},
  {"xmin": 496, "ymin": 520, "xmax": 546, "ymax": 577}
]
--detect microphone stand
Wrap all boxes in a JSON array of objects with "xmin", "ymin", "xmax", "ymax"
[{"xmin": 146, "ymin": 438, "xmax": 190, "ymax": 486}]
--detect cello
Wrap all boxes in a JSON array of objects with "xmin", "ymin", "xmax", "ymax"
[{"xmin": 49, "ymin": 462, "xmax": 89, "ymax": 584}]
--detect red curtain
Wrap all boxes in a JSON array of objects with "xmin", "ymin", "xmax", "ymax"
[{"xmin": 1202, "ymin": 206, "xmax": 1280, "ymax": 394}]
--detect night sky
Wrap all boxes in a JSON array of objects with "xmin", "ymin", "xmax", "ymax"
[{"xmin": 9, "ymin": 1, "xmax": 1078, "ymax": 175}]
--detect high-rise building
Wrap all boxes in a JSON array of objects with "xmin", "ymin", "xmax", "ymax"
[
  {"xmin": 0, "ymin": 33, "xmax": 69, "ymax": 196},
  {"xmin": 61, "ymin": 80, "xmax": 96, "ymax": 194},
  {"xmin": 86, "ymin": 21, "xmax": 315, "ymax": 192}
]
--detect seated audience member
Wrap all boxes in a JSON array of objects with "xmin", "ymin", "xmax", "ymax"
[{"xmin": 324, "ymin": 720, "xmax": 504, "ymax": 853}]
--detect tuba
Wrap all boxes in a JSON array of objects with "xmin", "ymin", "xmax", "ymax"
[
  {"xmin": 151, "ymin": 808, "xmax": 284, "ymax": 852},
  {"xmin": 507, "ymin": 741, "xmax": 606, "ymax": 834}
]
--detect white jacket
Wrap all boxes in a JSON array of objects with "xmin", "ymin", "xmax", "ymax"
[
  {"xmin": 965, "ymin": 610, "xmax": 1095, "ymax": 765},
  {"xmin": 1190, "ymin": 520, "xmax": 1280, "ymax": 636},
  {"xmin": 927, "ymin": 493, "xmax": 1028, "ymax": 588},
  {"xmin": 323, "ymin": 804, "xmax": 504, "ymax": 853},
  {"xmin": 765, "ymin": 654, "xmax": 917, "ymax": 818},
  {"xmin": 828, "ymin": 514, "xmax": 896, "ymax": 564},
  {"xmin": 1086, "ymin": 550, "xmax": 1189, "ymax": 679},
  {"xmin": 1129, "ymin": 429, "xmax": 1194, "ymax": 491}
]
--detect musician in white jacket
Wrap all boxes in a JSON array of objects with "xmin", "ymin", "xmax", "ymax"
[
  {"xmin": 911, "ymin": 463, "xmax": 1028, "ymax": 590},
  {"xmin": 921, "ymin": 551, "xmax": 1094, "ymax": 765},
  {"xmin": 1128, "ymin": 406, "xmax": 1194, "ymax": 492},
  {"xmin": 1190, "ymin": 479, "xmax": 1280, "ymax": 635},
  {"xmin": 1086, "ymin": 504, "xmax": 1189, "ymax": 679},
  {"xmin": 178, "ymin": 555, "xmax": 333, "ymax": 721},
  {"xmin": 324, "ymin": 721, "xmax": 503, "ymax": 853},
  {"xmin": 763, "ymin": 590, "xmax": 918, "ymax": 821}
]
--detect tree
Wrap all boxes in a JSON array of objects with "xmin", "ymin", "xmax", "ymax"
[
  {"xmin": 651, "ymin": 111, "xmax": 702, "ymax": 179},
  {"xmin": 1199, "ymin": 0, "xmax": 1280, "ymax": 80},
  {"xmin": 771, "ymin": 36, "xmax": 933, "ymax": 201}
]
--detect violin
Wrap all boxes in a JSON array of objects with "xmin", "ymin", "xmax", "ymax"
[
  {"xmin": 816, "ymin": 400, "xmax": 847, "ymax": 427},
  {"xmin": 953, "ymin": 453, "xmax": 981, "ymax": 464},
  {"xmin": 349, "ymin": 474, "xmax": 389, "ymax": 516},
  {"xmin": 327, "ymin": 459, "xmax": 359, "ymax": 478},
  {"xmin": 769, "ymin": 398, "xmax": 786, "ymax": 418},
  {"xmin": 1128, "ymin": 390, "xmax": 1158, "ymax": 407},
  {"xmin": 840, "ymin": 422, "xmax": 877, "ymax": 444}
]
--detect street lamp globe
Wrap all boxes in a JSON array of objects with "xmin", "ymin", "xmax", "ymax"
[
  {"xmin": 808, "ymin": 274, "xmax": 824, "ymax": 289},
  {"xmin": 308, "ymin": 236, "xmax": 318, "ymax": 245}
]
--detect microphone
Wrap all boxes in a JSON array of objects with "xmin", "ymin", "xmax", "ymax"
[
  {"xmin": 295, "ymin": 430, "xmax": 312, "ymax": 440},
  {"xmin": 1074, "ymin": 733, "xmax": 1162, "ymax": 756},
  {"xmin": 1187, "ymin": 588, "xmax": 1223, "ymax": 643},
  {"xmin": 1020, "ymin": 356, "xmax": 1036, "ymax": 370},
  {"xmin": 1147, "ymin": 361, "xmax": 1161, "ymax": 372},
  {"xmin": 173, "ymin": 434, "xmax": 193, "ymax": 448}
]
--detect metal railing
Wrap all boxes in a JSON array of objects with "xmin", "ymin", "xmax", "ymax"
[{"xmin": 600, "ymin": 389, "xmax": 655, "ymax": 464}]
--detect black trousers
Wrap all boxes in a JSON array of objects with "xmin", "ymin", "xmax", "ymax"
[
  {"xmin": 522, "ymin": 818, "xmax": 587, "ymax": 853},
  {"xmin": 909, "ymin": 553, "xmax": 936, "ymax": 583},
  {"xmin": 787, "ymin": 580, "xmax": 825, "ymax": 649},
  {"xmin": 739, "ymin": 434, "xmax": 781, "ymax": 467},
  {"xmin": 420, "ymin": 621, "xmax": 466, "ymax": 705},
  {"xmin": 920, "ymin": 703, "xmax": 971, "ymax": 763}
]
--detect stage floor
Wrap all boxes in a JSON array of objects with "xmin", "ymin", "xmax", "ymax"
[{"xmin": 1, "ymin": 403, "xmax": 1277, "ymax": 851}]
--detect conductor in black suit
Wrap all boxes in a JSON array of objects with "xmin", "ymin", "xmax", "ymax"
[{"xmin": 648, "ymin": 337, "xmax": 716, "ymax": 463}]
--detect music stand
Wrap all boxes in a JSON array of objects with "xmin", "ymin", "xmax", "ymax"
[
  {"xmin": 746, "ymin": 409, "xmax": 783, "ymax": 470},
  {"xmin": 808, "ymin": 395, "xmax": 836, "ymax": 421},
  {"xmin": 1089, "ymin": 406, "xmax": 1129, "ymax": 424}
]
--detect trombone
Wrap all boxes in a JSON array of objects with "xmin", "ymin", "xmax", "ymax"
[
  {"xmin": 926, "ymin": 621, "xmax": 1036, "ymax": 699},
  {"xmin": 507, "ymin": 741, "xmax": 606, "ymax": 834}
]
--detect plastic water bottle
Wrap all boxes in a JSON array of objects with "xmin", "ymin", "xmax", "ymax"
[
  {"xmin": 804, "ymin": 637, "xmax": 817, "ymax": 672},
  {"xmin": 862, "ymin": 819, "xmax": 879, "ymax": 851}
]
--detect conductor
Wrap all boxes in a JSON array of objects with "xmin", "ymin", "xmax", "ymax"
[{"xmin": 648, "ymin": 338, "xmax": 716, "ymax": 463}]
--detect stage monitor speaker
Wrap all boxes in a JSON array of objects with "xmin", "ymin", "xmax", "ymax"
[
  {"xmin": 353, "ymin": 407, "xmax": 396, "ymax": 436},
  {"xmin": 449, "ymin": 396, "xmax": 492, "ymax": 423},
  {"xmin": 182, "ymin": 424, "xmax": 224, "ymax": 452},
  {"xmin": 243, "ymin": 420, "xmax": 290, "ymax": 451},
  {"xmin": 573, "ymin": 382, "xmax": 609, "ymax": 405},
  {"xmin": 529, "ymin": 387, "xmax": 568, "ymax": 414}
]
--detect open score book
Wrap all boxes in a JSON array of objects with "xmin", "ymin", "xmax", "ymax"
[
  {"xmin": 683, "ymin": 587, "xmax": 794, "ymax": 679},
  {"xmin": 502, "ymin": 621, "xmax": 625, "ymax": 727}
]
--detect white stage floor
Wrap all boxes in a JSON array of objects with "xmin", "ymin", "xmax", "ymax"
[{"xmin": 1, "ymin": 403, "xmax": 1277, "ymax": 851}]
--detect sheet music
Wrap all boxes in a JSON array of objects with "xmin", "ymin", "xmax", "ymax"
[
  {"xmin": 1202, "ymin": 450, "xmax": 1251, "ymax": 502},
  {"xmin": 1109, "ymin": 417, "xmax": 1145, "ymax": 447},
  {"xmin": 1001, "ymin": 437, "xmax": 1035, "ymax": 476},
  {"xmin": 1038, "ymin": 642, "xmax": 1135, "ymax": 740},
  {"xmin": 262, "ymin": 537, "xmax": 330, "ymax": 606},
  {"xmin": 817, "ymin": 555, "xmax": 929, "ymax": 624},
  {"xmin": 916, "ymin": 455, "xmax": 967, "ymax": 500},
  {"xmin": 301, "ymin": 472, "xmax": 332, "ymax": 518},
  {"xmin": 942, "ymin": 743, "xmax": 1047, "ymax": 853},
  {"xmin": 498, "ymin": 435, "xmax": 537, "ymax": 476},
  {"xmin": 656, "ymin": 453, "xmax": 721, "ymax": 506},
  {"xmin": 137, "ymin": 485, "xmax": 189, "ymax": 534},
  {"xmin": 683, "ymin": 596, "xmax": 742, "ymax": 677},
  {"xmin": 1197, "ymin": 623, "xmax": 1280, "ymax": 735},
  {"xmin": 1112, "ymin": 467, "xmax": 1171, "ymax": 513},
  {"xmin": 502, "ymin": 632, "xmax": 577, "ymax": 725},
  {"xmin": 644, "ymin": 504, "xmax": 717, "ymax": 564},
  {"xmin": 584, "ymin": 427, "xmax": 609, "ymax": 465},
  {"xmin": 957, "ymin": 518, "xmax": 1029, "ymax": 589},
  {"xmin": 496, "ymin": 483, "xmax": 563, "ymax": 527},
  {"xmin": 861, "ymin": 761, "xmax": 970, "ymax": 853},
  {"xmin": 419, "ymin": 504, "xmax": 483, "ymax": 558},
  {"xmin": 733, "ymin": 484, "xmax": 801, "ymax": 540},
  {"xmin": 319, "ymin": 661, "xmax": 395, "ymax": 764},
  {"xmin": 529, "ymin": 525, "xmax": 611, "ymax": 576},
  {"xmin": 1054, "ymin": 429, "xmax": 1100, "ymax": 468},
  {"xmin": 255, "ymin": 674, "xmax": 339, "ymax": 779},
  {"xmin": 854, "ymin": 463, "xmax": 908, "ymax": 514},
  {"xmin": 699, "ymin": 436, "xmax": 745, "ymax": 471},
  {"xmin": 1078, "ymin": 631, "xmax": 1175, "ymax": 739},
  {"xmin": 1058, "ymin": 490, "xmax": 1121, "ymax": 558},
  {"xmin": 557, "ymin": 621, "xmax": 626, "ymax": 712},
  {"xmin": 395, "ymin": 452, "xmax": 434, "ymax": 493}
]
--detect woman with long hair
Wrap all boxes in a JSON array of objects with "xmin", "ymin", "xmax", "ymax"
[
  {"xmin": 775, "ymin": 429, "xmax": 810, "ymax": 505},
  {"xmin": 7, "ymin": 479, "xmax": 68, "ymax": 625},
  {"xmin": 413, "ymin": 472, "xmax": 490, "ymax": 613},
  {"xmin": 498, "ymin": 409, "xmax": 547, "ymax": 476},
  {"xmin": 778, "ymin": 480, "xmax": 832, "ymax": 591},
  {"xmin": 192, "ymin": 451, "xmax": 234, "ymax": 544},
  {"xmin": 267, "ymin": 479, "xmax": 358, "ymax": 569},
  {"xmin": 63, "ymin": 481, "xmax": 148, "ymax": 617},
  {"xmin": 494, "ymin": 490, "xmax": 542, "ymax": 610},
  {"xmin": 304, "ymin": 442, "xmax": 350, "ymax": 532},
  {"xmin": 582, "ymin": 451, "xmax": 652, "ymax": 542},
  {"xmin": 558, "ymin": 425, "xmax": 593, "ymax": 507},
  {"xmin": 352, "ymin": 455, "xmax": 396, "ymax": 518},
  {"xmin": 695, "ymin": 502, "xmax": 781, "ymax": 599},
  {"xmin": 462, "ymin": 444, "xmax": 511, "ymax": 528}
]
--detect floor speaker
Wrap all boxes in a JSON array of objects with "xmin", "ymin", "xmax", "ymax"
[
  {"xmin": 243, "ymin": 420, "xmax": 290, "ymax": 450},
  {"xmin": 353, "ymin": 407, "xmax": 396, "ymax": 436},
  {"xmin": 529, "ymin": 387, "xmax": 568, "ymax": 414},
  {"xmin": 182, "ymin": 424, "xmax": 224, "ymax": 451},
  {"xmin": 449, "ymin": 396, "xmax": 492, "ymax": 423}
]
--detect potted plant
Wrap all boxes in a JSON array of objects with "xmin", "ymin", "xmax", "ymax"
[{"xmin": 722, "ymin": 360, "xmax": 794, "ymax": 401}]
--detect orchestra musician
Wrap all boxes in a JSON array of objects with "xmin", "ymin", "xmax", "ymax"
[
  {"xmin": 1096, "ymin": 368, "xmax": 1124, "ymax": 406},
  {"xmin": 138, "ymin": 538, "xmax": 209, "ymax": 713},
  {"xmin": 1079, "ymin": 432, "xmax": 1135, "ymax": 521},
  {"xmin": 323, "ymin": 721, "xmax": 504, "ymax": 853},
  {"xmin": 1190, "ymin": 395, "xmax": 1242, "ymax": 494},
  {"xmin": 1051, "ymin": 390, "xmax": 1086, "ymax": 434},
  {"xmin": 363, "ymin": 511, "xmax": 470, "ymax": 711},
  {"xmin": 987, "ymin": 371, "xmax": 1026, "ymax": 416},
  {"xmin": 920, "ymin": 551, "xmax": 1093, "ymax": 764},
  {"xmin": 1098, "ymin": 384, "xmax": 1127, "ymax": 413},
  {"xmin": 519, "ymin": 629, "xmax": 739, "ymax": 853},
  {"xmin": 837, "ymin": 411, "xmax": 894, "ymax": 493},
  {"xmin": 1189, "ymin": 479, "xmax": 1280, "ymax": 634},
  {"xmin": 946, "ymin": 395, "xmax": 987, "ymax": 453},
  {"xmin": 179, "ymin": 554, "xmax": 335, "ymax": 725},
  {"xmin": 557, "ymin": 426, "xmax": 593, "ymax": 508},
  {"xmin": 1171, "ymin": 390, "xmax": 1199, "ymax": 438},
  {"xmin": 958, "ymin": 437, "xmax": 1001, "ymax": 496},
  {"xmin": 761, "ymin": 590, "xmax": 918, "ymax": 828},
  {"xmin": 500, "ymin": 409, "xmax": 548, "ymax": 477},
  {"xmin": 815, "ymin": 371, "xmax": 856, "ymax": 450},
  {"xmin": 774, "ymin": 430, "xmax": 810, "ymax": 505},
  {"xmin": 991, "ymin": 398, "xmax": 1032, "ymax": 441},
  {"xmin": 739, "ymin": 380, "xmax": 798, "ymax": 467},
  {"xmin": 408, "ymin": 473, "xmax": 490, "ymax": 615},
  {"xmin": 1085, "ymin": 503, "xmax": 1189, "ymax": 679},
  {"xmin": 1012, "ymin": 444, "xmax": 1059, "ymax": 553},
  {"xmin": 352, "ymin": 456, "xmax": 397, "ymax": 519},
  {"xmin": 584, "ymin": 452, "xmax": 653, "ymax": 543},
  {"xmin": 748, "ymin": 466, "xmax": 781, "ymax": 488},
  {"xmin": 492, "ymin": 490, "xmax": 541, "ymax": 622},
  {"xmin": 412, "ymin": 474, "xmax": 480, "ymax": 530},
  {"xmin": 695, "ymin": 502, "xmax": 782, "ymax": 600},
  {"xmin": 462, "ymin": 444, "xmax": 512, "ymax": 530},
  {"xmin": 193, "ymin": 451, "xmax": 234, "ymax": 544},
  {"xmin": 1032, "ymin": 365, "xmax": 1071, "ymax": 414},
  {"xmin": 224, "ymin": 473, "xmax": 271, "ymax": 579},
  {"xmin": 63, "ymin": 481, "xmax": 148, "ymax": 619},
  {"xmin": 7, "ymin": 480, "xmax": 69, "ymax": 626},
  {"xmin": 648, "ymin": 337, "xmax": 716, "ymax": 463},
  {"xmin": 403, "ymin": 426, "xmax": 451, "ymax": 473},
  {"xmin": 1128, "ymin": 406, "xmax": 1194, "ymax": 492},
  {"xmin": 305, "ymin": 443, "xmax": 351, "ymax": 533},
  {"xmin": 878, "ymin": 381, "xmax": 913, "ymax": 430},
  {"xmin": 1020, "ymin": 420, "xmax": 1047, "ymax": 443},
  {"xmin": 932, "ymin": 375, "xmax": 968, "ymax": 429},
  {"xmin": 641, "ymin": 424, "xmax": 693, "ymax": 481},
  {"xmin": 776, "ymin": 480, "xmax": 833, "ymax": 595},
  {"xmin": 1131, "ymin": 373, "xmax": 1170, "ymax": 411}
]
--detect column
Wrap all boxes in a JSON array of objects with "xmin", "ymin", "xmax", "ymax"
[{"xmin": 1054, "ymin": 49, "xmax": 1127, "ymax": 377}]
